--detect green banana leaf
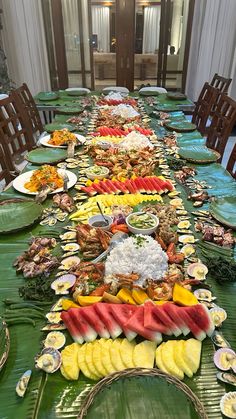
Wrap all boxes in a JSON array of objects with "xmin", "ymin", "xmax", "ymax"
[
  {"xmin": 179, "ymin": 146, "xmax": 220, "ymax": 162},
  {"xmin": 26, "ymin": 148, "xmax": 68, "ymax": 165},
  {"xmin": 210, "ymin": 196, "xmax": 236, "ymax": 229},
  {"xmin": 0, "ymin": 199, "xmax": 43, "ymax": 234}
]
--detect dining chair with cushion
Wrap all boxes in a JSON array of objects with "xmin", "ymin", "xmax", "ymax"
[
  {"xmin": 0, "ymin": 94, "xmax": 35, "ymax": 172},
  {"xmin": 12, "ymin": 83, "xmax": 44, "ymax": 137},
  {"xmin": 206, "ymin": 94, "xmax": 236, "ymax": 161},
  {"xmin": 191, "ymin": 82, "xmax": 221, "ymax": 135},
  {"xmin": 226, "ymin": 142, "xmax": 236, "ymax": 178},
  {"xmin": 210, "ymin": 73, "xmax": 232, "ymax": 93}
]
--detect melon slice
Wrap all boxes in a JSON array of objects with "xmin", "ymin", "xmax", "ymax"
[
  {"xmin": 125, "ymin": 306, "xmax": 162, "ymax": 343},
  {"xmin": 185, "ymin": 304, "xmax": 214, "ymax": 337},
  {"xmin": 94, "ymin": 303, "xmax": 122, "ymax": 339},
  {"xmin": 77, "ymin": 343, "xmax": 98, "ymax": 380},
  {"xmin": 133, "ymin": 340, "xmax": 156, "ymax": 368},
  {"xmin": 144, "ymin": 302, "xmax": 172, "ymax": 335},
  {"xmin": 60, "ymin": 311, "xmax": 84, "ymax": 344},
  {"xmin": 183, "ymin": 339, "xmax": 202, "ymax": 374},
  {"xmin": 92, "ymin": 339, "xmax": 107, "ymax": 377},
  {"xmin": 153, "ymin": 305, "xmax": 182, "ymax": 337},
  {"xmin": 101, "ymin": 339, "xmax": 116, "ymax": 375},
  {"xmin": 161, "ymin": 341, "xmax": 184, "ymax": 380},
  {"xmin": 174, "ymin": 340, "xmax": 193, "ymax": 378},
  {"xmin": 155, "ymin": 344, "xmax": 169, "ymax": 374},
  {"xmin": 120, "ymin": 338, "xmax": 136, "ymax": 369},
  {"xmin": 110, "ymin": 304, "xmax": 137, "ymax": 341},
  {"xmin": 110, "ymin": 339, "xmax": 126, "ymax": 371},
  {"xmin": 85, "ymin": 342, "xmax": 102, "ymax": 379},
  {"xmin": 69, "ymin": 308, "xmax": 97, "ymax": 342},
  {"xmin": 178, "ymin": 308, "xmax": 206, "ymax": 341},
  {"xmin": 79, "ymin": 306, "xmax": 110, "ymax": 339},
  {"xmin": 162, "ymin": 303, "xmax": 190, "ymax": 336}
]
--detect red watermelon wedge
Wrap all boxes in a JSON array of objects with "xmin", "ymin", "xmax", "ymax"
[
  {"xmin": 68, "ymin": 308, "xmax": 97, "ymax": 342},
  {"xmin": 150, "ymin": 178, "xmax": 164, "ymax": 194},
  {"xmin": 125, "ymin": 306, "xmax": 162, "ymax": 343},
  {"xmin": 152, "ymin": 305, "xmax": 182, "ymax": 337},
  {"xmin": 98, "ymin": 181, "xmax": 112, "ymax": 194},
  {"xmin": 145, "ymin": 178, "xmax": 156, "ymax": 194},
  {"xmin": 105, "ymin": 179, "xmax": 120, "ymax": 194},
  {"xmin": 161, "ymin": 303, "xmax": 190, "ymax": 336},
  {"xmin": 178, "ymin": 307, "xmax": 206, "ymax": 341},
  {"xmin": 110, "ymin": 304, "xmax": 138, "ymax": 341},
  {"xmin": 92, "ymin": 183, "xmax": 107, "ymax": 195},
  {"xmin": 185, "ymin": 304, "xmax": 215, "ymax": 337},
  {"xmin": 124, "ymin": 179, "xmax": 136, "ymax": 194},
  {"xmin": 143, "ymin": 302, "xmax": 172, "ymax": 335},
  {"xmin": 60, "ymin": 311, "xmax": 84, "ymax": 344},
  {"xmin": 79, "ymin": 306, "xmax": 110, "ymax": 339},
  {"xmin": 94, "ymin": 303, "xmax": 123, "ymax": 339},
  {"xmin": 148, "ymin": 177, "xmax": 162, "ymax": 193},
  {"xmin": 133, "ymin": 177, "xmax": 144, "ymax": 193}
]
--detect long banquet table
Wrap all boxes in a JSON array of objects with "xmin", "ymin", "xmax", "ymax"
[{"xmin": 0, "ymin": 92, "xmax": 236, "ymax": 419}]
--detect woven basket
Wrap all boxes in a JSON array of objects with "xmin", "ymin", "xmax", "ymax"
[
  {"xmin": 78, "ymin": 368, "xmax": 208, "ymax": 419},
  {"xmin": 0, "ymin": 320, "xmax": 10, "ymax": 371}
]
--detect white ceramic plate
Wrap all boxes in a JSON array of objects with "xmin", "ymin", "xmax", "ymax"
[
  {"xmin": 13, "ymin": 169, "xmax": 77, "ymax": 195},
  {"xmin": 39, "ymin": 134, "xmax": 86, "ymax": 148},
  {"xmin": 65, "ymin": 87, "xmax": 90, "ymax": 93}
]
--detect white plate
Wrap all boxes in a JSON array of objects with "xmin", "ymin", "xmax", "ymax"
[
  {"xmin": 39, "ymin": 134, "xmax": 86, "ymax": 148},
  {"xmin": 13, "ymin": 169, "xmax": 77, "ymax": 195},
  {"xmin": 65, "ymin": 87, "xmax": 90, "ymax": 93}
]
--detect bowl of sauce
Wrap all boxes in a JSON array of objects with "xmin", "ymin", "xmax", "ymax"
[{"xmin": 88, "ymin": 214, "xmax": 113, "ymax": 231}]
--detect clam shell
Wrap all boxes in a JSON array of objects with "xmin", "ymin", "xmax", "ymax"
[
  {"xmin": 181, "ymin": 244, "xmax": 195, "ymax": 258},
  {"xmin": 60, "ymin": 231, "xmax": 77, "ymax": 241},
  {"xmin": 178, "ymin": 234, "xmax": 196, "ymax": 244},
  {"xmin": 211, "ymin": 331, "xmax": 231, "ymax": 348},
  {"xmin": 177, "ymin": 220, "xmax": 191, "ymax": 230},
  {"xmin": 61, "ymin": 243, "xmax": 80, "ymax": 252},
  {"xmin": 214, "ymin": 348, "xmax": 236, "ymax": 372},
  {"xmin": 210, "ymin": 307, "xmax": 227, "ymax": 327},
  {"xmin": 217, "ymin": 372, "xmax": 236, "ymax": 387},
  {"xmin": 16, "ymin": 370, "xmax": 31, "ymax": 397},
  {"xmin": 46, "ymin": 312, "xmax": 62, "ymax": 324},
  {"xmin": 51, "ymin": 274, "xmax": 76, "ymax": 294},
  {"xmin": 169, "ymin": 198, "xmax": 183, "ymax": 207},
  {"xmin": 176, "ymin": 210, "xmax": 188, "ymax": 215},
  {"xmin": 51, "ymin": 298, "xmax": 65, "ymax": 311},
  {"xmin": 194, "ymin": 288, "xmax": 216, "ymax": 302},
  {"xmin": 35, "ymin": 348, "xmax": 61, "ymax": 373},
  {"xmin": 220, "ymin": 392, "xmax": 236, "ymax": 418},
  {"xmin": 44, "ymin": 331, "xmax": 66, "ymax": 350},
  {"xmin": 41, "ymin": 323, "xmax": 66, "ymax": 331},
  {"xmin": 187, "ymin": 262, "xmax": 208, "ymax": 280},
  {"xmin": 60, "ymin": 256, "xmax": 81, "ymax": 270}
]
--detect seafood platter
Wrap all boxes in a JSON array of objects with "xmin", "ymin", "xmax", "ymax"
[{"xmin": 1, "ymin": 90, "xmax": 236, "ymax": 419}]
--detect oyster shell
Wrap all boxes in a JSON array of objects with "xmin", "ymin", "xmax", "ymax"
[
  {"xmin": 44, "ymin": 331, "xmax": 66, "ymax": 349},
  {"xmin": 168, "ymin": 191, "xmax": 181, "ymax": 197},
  {"xmin": 35, "ymin": 348, "xmax": 61, "ymax": 373},
  {"xmin": 214, "ymin": 348, "xmax": 236, "ymax": 372},
  {"xmin": 60, "ymin": 231, "xmax": 77, "ymax": 241},
  {"xmin": 16, "ymin": 370, "xmax": 31, "ymax": 398},
  {"xmin": 181, "ymin": 244, "xmax": 195, "ymax": 258},
  {"xmin": 211, "ymin": 331, "xmax": 231, "ymax": 348},
  {"xmin": 46, "ymin": 312, "xmax": 62, "ymax": 324},
  {"xmin": 210, "ymin": 307, "xmax": 227, "ymax": 327},
  {"xmin": 61, "ymin": 243, "xmax": 80, "ymax": 252},
  {"xmin": 194, "ymin": 288, "xmax": 216, "ymax": 302},
  {"xmin": 178, "ymin": 234, "xmax": 196, "ymax": 244},
  {"xmin": 51, "ymin": 274, "xmax": 76, "ymax": 294},
  {"xmin": 41, "ymin": 323, "xmax": 66, "ymax": 331},
  {"xmin": 187, "ymin": 262, "xmax": 208, "ymax": 280},
  {"xmin": 217, "ymin": 372, "xmax": 236, "ymax": 387},
  {"xmin": 177, "ymin": 220, "xmax": 191, "ymax": 230},
  {"xmin": 51, "ymin": 298, "xmax": 65, "ymax": 311},
  {"xmin": 60, "ymin": 256, "xmax": 81, "ymax": 270},
  {"xmin": 220, "ymin": 392, "xmax": 236, "ymax": 418}
]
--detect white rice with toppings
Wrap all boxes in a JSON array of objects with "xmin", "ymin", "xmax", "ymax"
[
  {"xmin": 105, "ymin": 234, "xmax": 168, "ymax": 286},
  {"xmin": 111, "ymin": 104, "xmax": 140, "ymax": 118},
  {"xmin": 119, "ymin": 131, "xmax": 153, "ymax": 150}
]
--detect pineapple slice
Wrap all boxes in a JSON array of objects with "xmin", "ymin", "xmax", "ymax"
[
  {"xmin": 174, "ymin": 341, "xmax": 193, "ymax": 378},
  {"xmin": 92, "ymin": 339, "xmax": 107, "ymax": 378},
  {"xmin": 120, "ymin": 339, "xmax": 136, "ymax": 369},
  {"xmin": 101, "ymin": 339, "xmax": 116, "ymax": 375},
  {"xmin": 183, "ymin": 339, "xmax": 202, "ymax": 373},
  {"xmin": 110, "ymin": 339, "xmax": 126, "ymax": 371},
  {"xmin": 78, "ymin": 343, "xmax": 99, "ymax": 380},
  {"xmin": 85, "ymin": 342, "xmax": 102, "ymax": 379},
  {"xmin": 60, "ymin": 343, "xmax": 80, "ymax": 380},
  {"xmin": 155, "ymin": 344, "xmax": 169, "ymax": 374},
  {"xmin": 133, "ymin": 340, "xmax": 156, "ymax": 368},
  {"xmin": 161, "ymin": 341, "xmax": 184, "ymax": 380}
]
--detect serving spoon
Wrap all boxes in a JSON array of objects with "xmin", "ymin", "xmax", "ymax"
[
  {"xmin": 92, "ymin": 231, "xmax": 129, "ymax": 263},
  {"xmin": 96, "ymin": 202, "xmax": 109, "ymax": 225}
]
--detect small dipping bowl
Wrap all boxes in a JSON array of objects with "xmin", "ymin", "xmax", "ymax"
[
  {"xmin": 126, "ymin": 211, "xmax": 159, "ymax": 235},
  {"xmin": 85, "ymin": 165, "xmax": 109, "ymax": 180},
  {"xmin": 88, "ymin": 214, "xmax": 113, "ymax": 231}
]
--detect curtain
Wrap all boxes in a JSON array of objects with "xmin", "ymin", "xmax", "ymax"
[
  {"xmin": 0, "ymin": 0, "xmax": 50, "ymax": 95},
  {"xmin": 186, "ymin": 0, "xmax": 236, "ymax": 101},
  {"xmin": 92, "ymin": 6, "xmax": 110, "ymax": 53},
  {"xmin": 143, "ymin": 6, "xmax": 161, "ymax": 54}
]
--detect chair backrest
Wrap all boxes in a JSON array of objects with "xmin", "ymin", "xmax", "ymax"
[
  {"xmin": 0, "ymin": 143, "xmax": 14, "ymax": 190},
  {"xmin": 210, "ymin": 73, "xmax": 232, "ymax": 93},
  {"xmin": 206, "ymin": 94, "xmax": 236, "ymax": 160},
  {"xmin": 12, "ymin": 83, "xmax": 44, "ymax": 135},
  {"xmin": 0, "ymin": 94, "xmax": 35, "ymax": 171},
  {"xmin": 226, "ymin": 143, "xmax": 236, "ymax": 178},
  {"xmin": 192, "ymin": 82, "xmax": 220, "ymax": 135}
]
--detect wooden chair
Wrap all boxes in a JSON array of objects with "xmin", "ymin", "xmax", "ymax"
[
  {"xmin": 210, "ymin": 73, "xmax": 232, "ymax": 93},
  {"xmin": 191, "ymin": 83, "xmax": 220, "ymax": 135},
  {"xmin": 12, "ymin": 83, "xmax": 44, "ymax": 137},
  {"xmin": 0, "ymin": 94, "xmax": 35, "ymax": 171},
  {"xmin": 206, "ymin": 94, "xmax": 236, "ymax": 161},
  {"xmin": 0, "ymin": 144, "xmax": 14, "ymax": 191},
  {"xmin": 226, "ymin": 143, "xmax": 236, "ymax": 178}
]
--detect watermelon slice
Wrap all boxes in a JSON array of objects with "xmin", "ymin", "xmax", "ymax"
[
  {"xmin": 125, "ymin": 306, "xmax": 162, "ymax": 343},
  {"xmin": 60, "ymin": 311, "xmax": 84, "ymax": 344},
  {"xmin": 98, "ymin": 181, "xmax": 112, "ymax": 194},
  {"xmin": 110, "ymin": 304, "xmax": 138, "ymax": 341},
  {"xmin": 79, "ymin": 306, "xmax": 110, "ymax": 339},
  {"xmin": 185, "ymin": 304, "xmax": 214, "ymax": 337},
  {"xmin": 133, "ymin": 178, "xmax": 144, "ymax": 193},
  {"xmin": 80, "ymin": 186, "xmax": 96, "ymax": 196},
  {"xmin": 145, "ymin": 178, "xmax": 157, "ymax": 194},
  {"xmin": 178, "ymin": 307, "xmax": 206, "ymax": 341},
  {"xmin": 161, "ymin": 303, "xmax": 190, "ymax": 336},
  {"xmin": 143, "ymin": 302, "xmax": 172, "ymax": 335},
  {"xmin": 149, "ymin": 178, "xmax": 164, "ymax": 194},
  {"xmin": 124, "ymin": 179, "xmax": 136, "ymax": 194},
  {"xmin": 164, "ymin": 179, "xmax": 174, "ymax": 191},
  {"xmin": 152, "ymin": 304, "xmax": 182, "ymax": 337},
  {"xmin": 94, "ymin": 303, "xmax": 123, "ymax": 339},
  {"xmin": 105, "ymin": 179, "xmax": 120, "ymax": 194},
  {"xmin": 92, "ymin": 183, "xmax": 107, "ymax": 195},
  {"xmin": 148, "ymin": 177, "xmax": 162, "ymax": 193},
  {"xmin": 113, "ymin": 180, "xmax": 129, "ymax": 193},
  {"xmin": 69, "ymin": 308, "xmax": 97, "ymax": 342},
  {"xmin": 130, "ymin": 179, "xmax": 139, "ymax": 194}
]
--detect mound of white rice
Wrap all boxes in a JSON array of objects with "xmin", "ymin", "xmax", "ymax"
[{"xmin": 119, "ymin": 131, "xmax": 153, "ymax": 150}]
